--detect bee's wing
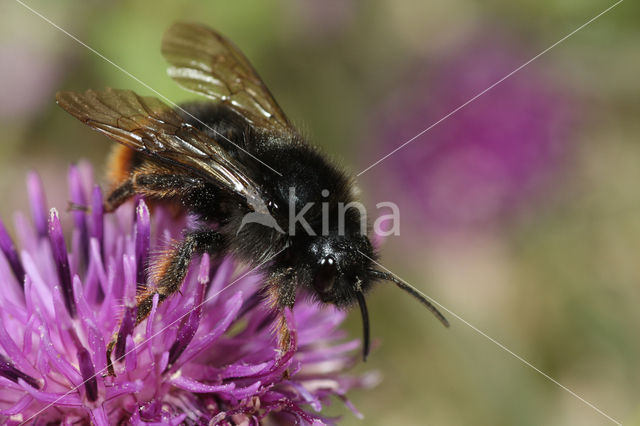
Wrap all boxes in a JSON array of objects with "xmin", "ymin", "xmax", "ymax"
[
  {"xmin": 161, "ymin": 21, "xmax": 294, "ymax": 134},
  {"xmin": 56, "ymin": 88, "xmax": 267, "ymax": 212}
]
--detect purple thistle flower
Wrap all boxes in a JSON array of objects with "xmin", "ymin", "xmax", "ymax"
[
  {"xmin": 0, "ymin": 163, "xmax": 377, "ymax": 424},
  {"xmin": 368, "ymin": 37, "xmax": 575, "ymax": 233}
]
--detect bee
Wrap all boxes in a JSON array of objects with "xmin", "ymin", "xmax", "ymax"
[{"xmin": 56, "ymin": 22, "xmax": 448, "ymax": 375}]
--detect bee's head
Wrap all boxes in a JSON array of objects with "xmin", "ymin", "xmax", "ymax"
[
  {"xmin": 288, "ymin": 233, "xmax": 374, "ymax": 359},
  {"xmin": 305, "ymin": 233, "xmax": 375, "ymax": 306},
  {"xmin": 288, "ymin": 232, "xmax": 449, "ymax": 362}
]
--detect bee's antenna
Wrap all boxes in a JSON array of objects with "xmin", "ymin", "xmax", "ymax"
[
  {"xmin": 369, "ymin": 270, "xmax": 450, "ymax": 328},
  {"xmin": 355, "ymin": 290, "xmax": 370, "ymax": 361}
]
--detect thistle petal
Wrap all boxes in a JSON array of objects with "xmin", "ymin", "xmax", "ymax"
[
  {"xmin": 0, "ymin": 219, "xmax": 25, "ymax": 285},
  {"xmin": 68, "ymin": 165, "xmax": 89, "ymax": 268},
  {"xmin": 48, "ymin": 208, "xmax": 75, "ymax": 317},
  {"xmin": 0, "ymin": 354, "xmax": 39, "ymax": 389},
  {"xmin": 134, "ymin": 200, "xmax": 150, "ymax": 286}
]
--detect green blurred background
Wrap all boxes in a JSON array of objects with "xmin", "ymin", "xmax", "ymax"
[{"xmin": 1, "ymin": 1, "xmax": 639, "ymax": 424}]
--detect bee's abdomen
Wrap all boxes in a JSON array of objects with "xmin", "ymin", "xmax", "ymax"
[{"xmin": 106, "ymin": 145, "xmax": 144, "ymax": 188}]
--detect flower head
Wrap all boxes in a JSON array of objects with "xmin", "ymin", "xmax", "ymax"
[{"xmin": 0, "ymin": 163, "xmax": 376, "ymax": 424}]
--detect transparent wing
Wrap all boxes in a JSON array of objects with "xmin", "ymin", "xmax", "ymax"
[
  {"xmin": 161, "ymin": 21, "xmax": 294, "ymax": 134},
  {"xmin": 56, "ymin": 88, "xmax": 266, "ymax": 210}
]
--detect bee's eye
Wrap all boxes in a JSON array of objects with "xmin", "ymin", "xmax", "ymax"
[{"xmin": 313, "ymin": 256, "xmax": 336, "ymax": 294}]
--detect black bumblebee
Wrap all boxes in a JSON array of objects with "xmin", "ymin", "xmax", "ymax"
[{"xmin": 56, "ymin": 22, "xmax": 448, "ymax": 374}]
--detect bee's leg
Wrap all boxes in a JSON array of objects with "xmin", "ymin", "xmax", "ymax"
[
  {"xmin": 265, "ymin": 270, "xmax": 298, "ymax": 357},
  {"xmin": 132, "ymin": 173, "xmax": 204, "ymax": 200},
  {"xmin": 136, "ymin": 229, "xmax": 224, "ymax": 322},
  {"xmin": 275, "ymin": 312, "xmax": 293, "ymax": 355},
  {"xmin": 104, "ymin": 180, "xmax": 135, "ymax": 212},
  {"xmin": 272, "ymin": 279, "xmax": 298, "ymax": 379},
  {"xmin": 104, "ymin": 173, "xmax": 204, "ymax": 213},
  {"xmin": 106, "ymin": 229, "xmax": 224, "ymax": 375}
]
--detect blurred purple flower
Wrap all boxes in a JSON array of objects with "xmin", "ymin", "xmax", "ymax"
[
  {"xmin": 0, "ymin": 164, "xmax": 376, "ymax": 424},
  {"xmin": 369, "ymin": 38, "xmax": 574, "ymax": 232}
]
